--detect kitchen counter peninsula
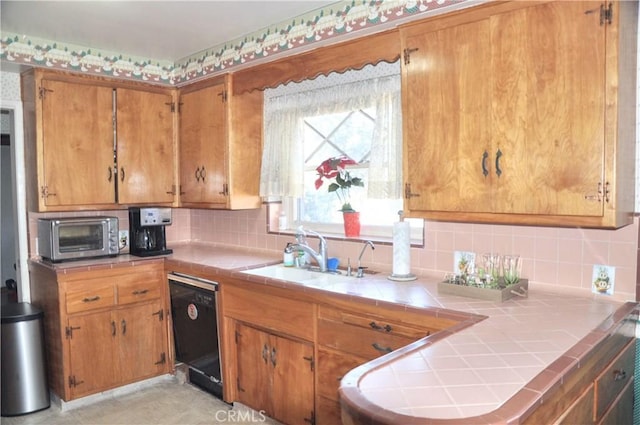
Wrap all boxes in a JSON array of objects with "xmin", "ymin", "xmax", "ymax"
[{"xmin": 163, "ymin": 243, "xmax": 638, "ymax": 424}]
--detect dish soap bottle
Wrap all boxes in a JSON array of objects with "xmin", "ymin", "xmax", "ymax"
[{"xmin": 283, "ymin": 243, "xmax": 294, "ymax": 267}]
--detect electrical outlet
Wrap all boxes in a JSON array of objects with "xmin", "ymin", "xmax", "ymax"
[{"xmin": 119, "ymin": 230, "xmax": 129, "ymax": 250}]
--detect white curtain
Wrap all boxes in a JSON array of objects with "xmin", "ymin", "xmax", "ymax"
[{"xmin": 260, "ymin": 61, "xmax": 402, "ymax": 200}]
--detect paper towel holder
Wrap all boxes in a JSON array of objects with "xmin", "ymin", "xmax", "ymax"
[{"xmin": 388, "ymin": 210, "xmax": 417, "ymax": 282}]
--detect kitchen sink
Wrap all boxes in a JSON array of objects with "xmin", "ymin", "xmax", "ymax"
[{"xmin": 241, "ymin": 264, "xmax": 354, "ymax": 288}]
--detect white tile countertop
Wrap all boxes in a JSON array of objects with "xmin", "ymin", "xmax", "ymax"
[{"xmin": 239, "ymin": 263, "xmax": 637, "ymax": 423}]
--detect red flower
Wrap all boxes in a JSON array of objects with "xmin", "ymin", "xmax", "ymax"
[{"xmin": 314, "ymin": 155, "xmax": 363, "ymax": 212}]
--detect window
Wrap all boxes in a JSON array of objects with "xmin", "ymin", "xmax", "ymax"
[{"xmin": 261, "ymin": 62, "xmax": 423, "ymax": 243}]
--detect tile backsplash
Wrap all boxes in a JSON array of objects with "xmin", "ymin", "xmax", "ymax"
[{"xmin": 185, "ymin": 207, "xmax": 639, "ymax": 302}]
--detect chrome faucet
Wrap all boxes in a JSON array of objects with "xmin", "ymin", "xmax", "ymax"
[
  {"xmin": 357, "ymin": 240, "xmax": 375, "ymax": 278},
  {"xmin": 290, "ymin": 228, "xmax": 328, "ymax": 272}
]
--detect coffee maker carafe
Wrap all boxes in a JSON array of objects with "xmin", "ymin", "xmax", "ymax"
[{"xmin": 129, "ymin": 207, "xmax": 173, "ymax": 257}]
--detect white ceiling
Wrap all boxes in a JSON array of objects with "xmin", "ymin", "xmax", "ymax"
[{"xmin": 0, "ymin": 1, "xmax": 338, "ymax": 63}]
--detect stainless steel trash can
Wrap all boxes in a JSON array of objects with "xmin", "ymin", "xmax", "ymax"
[{"xmin": 1, "ymin": 302, "xmax": 50, "ymax": 416}]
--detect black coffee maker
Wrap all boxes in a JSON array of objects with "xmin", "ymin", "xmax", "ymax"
[{"xmin": 129, "ymin": 207, "xmax": 173, "ymax": 257}]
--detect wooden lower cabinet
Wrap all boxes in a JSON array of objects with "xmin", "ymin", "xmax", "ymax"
[
  {"xmin": 526, "ymin": 325, "xmax": 636, "ymax": 425},
  {"xmin": 221, "ymin": 278, "xmax": 459, "ymax": 425},
  {"xmin": 316, "ymin": 304, "xmax": 457, "ymax": 424},
  {"xmin": 235, "ymin": 323, "xmax": 314, "ymax": 425},
  {"xmin": 29, "ymin": 261, "xmax": 170, "ymax": 401},
  {"xmin": 67, "ymin": 301, "xmax": 166, "ymax": 399}
]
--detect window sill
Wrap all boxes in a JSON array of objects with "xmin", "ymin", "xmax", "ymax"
[{"xmin": 269, "ymin": 228, "xmax": 424, "ymax": 248}]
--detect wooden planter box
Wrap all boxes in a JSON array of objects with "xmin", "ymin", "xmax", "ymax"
[{"xmin": 437, "ymin": 279, "xmax": 528, "ymax": 302}]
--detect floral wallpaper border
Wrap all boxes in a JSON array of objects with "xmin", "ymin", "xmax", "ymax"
[{"xmin": 0, "ymin": 0, "xmax": 470, "ymax": 86}]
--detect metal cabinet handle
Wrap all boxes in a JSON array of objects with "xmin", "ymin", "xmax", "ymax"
[
  {"xmin": 372, "ymin": 343, "xmax": 393, "ymax": 354},
  {"xmin": 613, "ymin": 369, "xmax": 627, "ymax": 381},
  {"xmin": 132, "ymin": 289, "xmax": 149, "ymax": 295},
  {"xmin": 262, "ymin": 344, "xmax": 269, "ymax": 363},
  {"xmin": 121, "ymin": 319, "xmax": 126, "ymax": 335},
  {"xmin": 195, "ymin": 167, "xmax": 201, "ymax": 182},
  {"xmin": 495, "ymin": 149, "xmax": 502, "ymax": 177},
  {"xmin": 120, "ymin": 167, "xmax": 125, "ymax": 182},
  {"xmin": 482, "ymin": 150, "xmax": 489, "ymax": 177},
  {"xmin": 111, "ymin": 321, "xmax": 116, "ymax": 336},
  {"xmin": 369, "ymin": 322, "xmax": 393, "ymax": 333},
  {"xmin": 271, "ymin": 347, "xmax": 277, "ymax": 367},
  {"xmin": 82, "ymin": 296, "xmax": 100, "ymax": 303},
  {"xmin": 108, "ymin": 167, "xmax": 113, "ymax": 182},
  {"xmin": 200, "ymin": 166, "xmax": 206, "ymax": 182}
]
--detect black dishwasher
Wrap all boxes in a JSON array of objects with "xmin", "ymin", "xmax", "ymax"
[{"xmin": 168, "ymin": 273, "xmax": 222, "ymax": 398}]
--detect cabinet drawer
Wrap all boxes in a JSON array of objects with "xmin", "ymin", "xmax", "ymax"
[
  {"xmin": 66, "ymin": 283, "xmax": 115, "ymax": 314},
  {"xmin": 318, "ymin": 317, "xmax": 416, "ymax": 360},
  {"xmin": 594, "ymin": 340, "xmax": 635, "ymax": 421},
  {"xmin": 117, "ymin": 273, "xmax": 162, "ymax": 305},
  {"xmin": 317, "ymin": 306, "xmax": 429, "ymax": 359},
  {"xmin": 223, "ymin": 284, "xmax": 314, "ymax": 340},
  {"xmin": 333, "ymin": 310, "xmax": 431, "ymax": 340},
  {"xmin": 318, "ymin": 306, "xmax": 439, "ymax": 341}
]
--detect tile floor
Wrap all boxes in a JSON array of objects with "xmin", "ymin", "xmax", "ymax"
[{"xmin": 1, "ymin": 377, "xmax": 281, "ymax": 425}]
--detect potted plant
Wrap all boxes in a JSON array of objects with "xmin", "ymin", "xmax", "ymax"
[{"xmin": 315, "ymin": 155, "xmax": 364, "ymax": 237}]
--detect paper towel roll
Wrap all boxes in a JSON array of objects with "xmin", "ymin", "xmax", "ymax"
[{"xmin": 392, "ymin": 221, "xmax": 411, "ymax": 276}]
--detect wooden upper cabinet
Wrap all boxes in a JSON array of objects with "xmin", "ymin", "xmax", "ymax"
[
  {"xmin": 179, "ymin": 82, "xmax": 227, "ymax": 205},
  {"xmin": 39, "ymin": 78, "xmax": 116, "ymax": 208},
  {"xmin": 401, "ymin": 1, "xmax": 637, "ymax": 228},
  {"xmin": 403, "ymin": 16, "xmax": 492, "ymax": 214},
  {"xmin": 178, "ymin": 75, "xmax": 263, "ymax": 209},
  {"xmin": 115, "ymin": 88, "xmax": 175, "ymax": 205},
  {"xmin": 21, "ymin": 69, "xmax": 177, "ymax": 212}
]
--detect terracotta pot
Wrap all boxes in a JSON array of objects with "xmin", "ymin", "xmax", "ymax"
[{"xmin": 342, "ymin": 211, "xmax": 361, "ymax": 237}]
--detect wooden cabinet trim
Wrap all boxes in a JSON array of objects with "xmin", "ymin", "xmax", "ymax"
[{"xmin": 230, "ymin": 29, "xmax": 400, "ymax": 95}]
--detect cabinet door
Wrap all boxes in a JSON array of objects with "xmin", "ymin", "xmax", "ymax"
[
  {"xmin": 116, "ymin": 301, "xmax": 168, "ymax": 383},
  {"xmin": 271, "ymin": 333, "xmax": 315, "ymax": 425},
  {"xmin": 41, "ymin": 79, "xmax": 115, "ymax": 206},
  {"xmin": 403, "ymin": 17, "xmax": 492, "ymax": 213},
  {"xmin": 116, "ymin": 88, "xmax": 175, "ymax": 204},
  {"xmin": 490, "ymin": 1, "xmax": 605, "ymax": 216},
  {"xmin": 402, "ymin": 1, "xmax": 611, "ymax": 222},
  {"xmin": 316, "ymin": 347, "xmax": 366, "ymax": 425},
  {"xmin": 67, "ymin": 311, "xmax": 117, "ymax": 398},
  {"xmin": 179, "ymin": 83, "xmax": 227, "ymax": 205},
  {"xmin": 235, "ymin": 323, "xmax": 272, "ymax": 415}
]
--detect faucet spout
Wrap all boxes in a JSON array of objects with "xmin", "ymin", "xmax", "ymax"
[
  {"xmin": 357, "ymin": 240, "xmax": 375, "ymax": 277},
  {"xmin": 291, "ymin": 228, "xmax": 328, "ymax": 272}
]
